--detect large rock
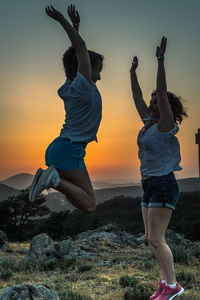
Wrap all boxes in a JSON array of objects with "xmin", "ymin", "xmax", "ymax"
[
  {"xmin": 56, "ymin": 240, "xmax": 96, "ymax": 260},
  {"xmin": 76, "ymin": 224, "xmax": 136, "ymax": 253},
  {"xmin": 0, "ymin": 230, "xmax": 12, "ymax": 253},
  {"xmin": 166, "ymin": 229, "xmax": 191, "ymax": 248},
  {"xmin": 0, "ymin": 284, "xmax": 60, "ymax": 300},
  {"xmin": 1, "ymin": 243, "xmax": 13, "ymax": 253},
  {"xmin": 29, "ymin": 233, "xmax": 57, "ymax": 262},
  {"xmin": 0, "ymin": 230, "xmax": 7, "ymax": 247}
]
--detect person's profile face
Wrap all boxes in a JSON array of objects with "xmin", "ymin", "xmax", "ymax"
[{"xmin": 91, "ymin": 60, "xmax": 103, "ymax": 82}]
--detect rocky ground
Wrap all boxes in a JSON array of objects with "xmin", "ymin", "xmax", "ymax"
[{"xmin": 0, "ymin": 225, "xmax": 199, "ymax": 299}]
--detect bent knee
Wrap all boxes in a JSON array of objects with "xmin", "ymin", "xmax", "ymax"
[{"xmin": 148, "ymin": 236, "xmax": 164, "ymax": 248}]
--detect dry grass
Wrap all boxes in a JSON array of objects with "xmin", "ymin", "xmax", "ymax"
[{"xmin": 0, "ymin": 244, "xmax": 199, "ymax": 299}]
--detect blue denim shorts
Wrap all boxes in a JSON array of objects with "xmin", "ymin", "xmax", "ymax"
[
  {"xmin": 141, "ymin": 172, "xmax": 179, "ymax": 210},
  {"xmin": 45, "ymin": 137, "xmax": 87, "ymax": 171}
]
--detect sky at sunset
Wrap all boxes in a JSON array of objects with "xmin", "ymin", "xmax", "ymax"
[{"xmin": 0, "ymin": 0, "xmax": 200, "ymax": 183}]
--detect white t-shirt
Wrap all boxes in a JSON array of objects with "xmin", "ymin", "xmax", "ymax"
[
  {"xmin": 58, "ymin": 72, "xmax": 102, "ymax": 143},
  {"xmin": 137, "ymin": 123, "xmax": 182, "ymax": 176}
]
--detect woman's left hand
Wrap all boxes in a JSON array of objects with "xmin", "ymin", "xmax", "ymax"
[
  {"xmin": 156, "ymin": 36, "xmax": 167, "ymax": 58},
  {"xmin": 68, "ymin": 5, "xmax": 80, "ymax": 24}
]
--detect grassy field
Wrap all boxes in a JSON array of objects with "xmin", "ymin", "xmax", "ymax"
[{"xmin": 0, "ymin": 242, "xmax": 199, "ymax": 300}]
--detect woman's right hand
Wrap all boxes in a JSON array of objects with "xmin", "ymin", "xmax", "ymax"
[
  {"xmin": 67, "ymin": 5, "xmax": 80, "ymax": 24},
  {"xmin": 130, "ymin": 56, "xmax": 138, "ymax": 73},
  {"xmin": 45, "ymin": 6, "xmax": 65, "ymax": 22}
]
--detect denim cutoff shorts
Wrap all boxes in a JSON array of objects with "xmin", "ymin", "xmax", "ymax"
[
  {"xmin": 141, "ymin": 172, "xmax": 179, "ymax": 210},
  {"xmin": 45, "ymin": 137, "xmax": 87, "ymax": 171}
]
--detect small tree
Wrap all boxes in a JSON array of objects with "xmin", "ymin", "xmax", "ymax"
[{"xmin": 0, "ymin": 189, "xmax": 50, "ymax": 241}]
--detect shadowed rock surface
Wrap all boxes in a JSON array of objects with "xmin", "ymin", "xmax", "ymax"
[
  {"xmin": 0, "ymin": 284, "xmax": 60, "ymax": 300},
  {"xmin": 29, "ymin": 233, "xmax": 57, "ymax": 262}
]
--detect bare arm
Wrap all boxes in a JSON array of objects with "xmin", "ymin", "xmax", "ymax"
[
  {"xmin": 130, "ymin": 56, "xmax": 149, "ymax": 121},
  {"xmin": 156, "ymin": 37, "xmax": 174, "ymax": 131},
  {"xmin": 45, "ymin": 6, "xmax": 91, "ymax": 83}
]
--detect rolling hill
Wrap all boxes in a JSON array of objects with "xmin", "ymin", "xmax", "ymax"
[{"xmin": 0, "ymin": 173, "xmax": 199, "ymax": 211}]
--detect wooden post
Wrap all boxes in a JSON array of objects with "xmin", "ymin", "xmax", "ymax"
[{"xmin": 195, "ymin": 129, "xmax": 200, "ymax": 178}]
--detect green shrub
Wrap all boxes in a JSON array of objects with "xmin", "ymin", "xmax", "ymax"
[
  {"xmin": 176, "ymin": 269, "xmax": 196, "ymax": 289},
  {"xmin": 181, "ymin": 291, "xmax": 200, "ymax": 300},
  {"xmin": 43, "ymin": 260, "xmax": 58, "ymax": 271},
  {"xmin": 60, "ymin": 290, "xmax": 92, "ymax": 300},
  {"xmin": 190, "ymin": 247, "xmax": 200, "ymax": 258},
  {"xmin": 84, "ymin": 274, "xmax": 97, "ymax": 280},
  {"xmin": 137, "ymin": 260, "xmax": 155, "ymax": 271},
  {"xmin": 170, "ymin": 245, "xmax": 189, "ymax": 264},
  {"xmin": 77, "ymin": 263, "xmax": 92, "ymax": 273},
  {"xmin": 55, "ymin": 283, "xmax": 92, "ymax": 300},
  {"xmin": 0, "ymin": 270, "xmax": 13, "ymax": 281},
  {"xmin": 59, "ymin": 257, "xmax": 77, "ymax": 271},
  {"xmin": 0, "ymin": 257, "xmax": 16, "ymax": 271},
  {"xmin": 17, "ymin": 257, "xmax": 47, "ymax": 272},
  {"xmin": 124, "ymin": 283, "xmax": 152, "ymax": 300},
  {"xmin": 119, "ymin": 275, "xmax": 139, "ymax": 288}
]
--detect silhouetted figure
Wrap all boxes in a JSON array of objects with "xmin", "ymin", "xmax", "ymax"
[
  {"xmin": 29, "ymin": 5, "xmax": 103, "ymax": 213},
  {"xmin": 130, "ymin": 37, "xmax": 187, "ymax": 300}
]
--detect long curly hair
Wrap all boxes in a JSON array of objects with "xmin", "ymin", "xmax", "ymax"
[
  {"xmin": 62, "ymin": 47, "xmax": 104, "ymax": 81},
  {"xmin": 151, "ymin": 91, "xmax": 188, "ymax": 124}
]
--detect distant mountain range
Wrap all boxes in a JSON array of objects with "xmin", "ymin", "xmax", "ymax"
[
  {"xmin": 0, "ymin": 173, "xmax": 199, "ymax": 211},
  {"xmin": 0, "ymin": 173, "xmax": 34, "ymax": 190},
  {"xmin": 0, "ymin": 173, "xmax": 136, "ymax": 190}
]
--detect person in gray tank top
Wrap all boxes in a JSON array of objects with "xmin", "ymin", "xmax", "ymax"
[
  {"xmin": 130, "ymin": 37, "xmax": 187, "ymax": 300},
  {"xmin": 29, "ymin": 5, "xmax": 103, "ymax": 214}
]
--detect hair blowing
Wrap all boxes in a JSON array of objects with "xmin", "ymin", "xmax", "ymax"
[
  {"xmin": 62, "ymin": 47, "xmax": 104, "ymax": 81},
  {"xmin": 152, "ymin": 91, "xmax": 188, "ymax": 124}
]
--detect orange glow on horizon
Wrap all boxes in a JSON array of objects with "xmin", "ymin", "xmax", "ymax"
[{"xmin": 0, "ymin": 75, "xmax": 199, "ymax": 182}]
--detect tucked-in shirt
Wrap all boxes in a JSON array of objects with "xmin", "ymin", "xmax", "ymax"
[
  {"xmin": 57, "ymin": 72, "xmax": 102, "ymax": 143},
  {"xmin": 137, "ymin": 123, "xmax": 182, "ymax": 176}
]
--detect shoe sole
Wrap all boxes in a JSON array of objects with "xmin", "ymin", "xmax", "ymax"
[
  {"xmin": 169, "ymin": 287, "xmax": 184, "ymax": 300},
  {"xmin": 29, "ymin": 168, "xmax": 43, "ymax": 201}
]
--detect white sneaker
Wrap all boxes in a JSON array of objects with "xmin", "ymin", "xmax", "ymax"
[{"xmin": 30, "ymin": 165, "xmax": 60, "ymax": 202}]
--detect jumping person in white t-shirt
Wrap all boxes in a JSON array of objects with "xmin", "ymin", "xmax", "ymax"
[
  {"xmin": 29, "ymin": 5, "xmax": 103, "ymax": 213},
  {"xmin": 130, "ymin": 37, "xmax": 187, "ymax": 300}
]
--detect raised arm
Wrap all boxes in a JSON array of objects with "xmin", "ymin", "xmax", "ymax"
[
  {"xmin": 45, "ymin": 5, "xmax": 91, "ymax": 83},
  {"xmin": 156, "ymin": 36, "xmax": 174, "ymax": 132},
  {"xmin": 130, "ymin": 56, "xmax": 149, "ymax": 121},
  {"xmin": 68, "ymin": 5, "xmax": 80, "ymax": 32}
]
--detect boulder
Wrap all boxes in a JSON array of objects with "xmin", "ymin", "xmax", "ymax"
[
  {"xmin": 166, "ymin": 229, "xmax": 191, "ymax": 248},
  {"xmin": 56, "ymin": 240, "xmax": 96, "ymax": 260},
  {"xmin": 29, "ymin": 233, "xmax": 57, "ymax": 262},
  {"xmin": 1, "ymin": 243, "xmax": 13, "ymax": 253},
  {"xmin": 76, "ymin": 224, "xmax": 136, "ymax": 253},
  {"xmin": 0, "ymin": 230, "xmax": 7, "ymax": 248},
  {"xmin": 133, "ymin": 233, "xmax": 147, "ymax": 245},
  {"xmin": 0, "ymin": 284, "xmax": 60, "ymax": 300}
]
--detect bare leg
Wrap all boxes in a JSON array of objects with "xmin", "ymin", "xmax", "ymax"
[
  {"xmin": 148, "ymin": 207, "xmax": 176, "ymax": 284},
  {"xmin": 141, "ymin": 207, "xmax": 149, "ymax": 238},
  {"xmin": 142, "ymin": 207, "xmax": 166, "ymax": 280},
  {"xmin": 54, "ymin": 167, "xmax": 96, "ymax": 213}
]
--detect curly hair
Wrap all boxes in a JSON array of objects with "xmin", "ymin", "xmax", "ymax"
[
  {"xmin": 62, "ymin": 47, "xmax": 104, "ymax": 81},
  {"xmin": 151, "ymin": 91, "xmax": 188, "ymax": 124}
]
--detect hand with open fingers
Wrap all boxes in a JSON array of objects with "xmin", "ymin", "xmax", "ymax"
[
  {"xmin": 156, "ymin": 36, "xmax": 167, "ymax": 58},
  {"xmin": 45, "ymin": 6, "xmax": 65, "ymax": 22},
  {"xmin": 130, "ymin": 56, "xmax": 138, "ymax": 73},
  {"xmin": 68, "ymin": 5, "xmax": 80, "ymax": 24}
]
